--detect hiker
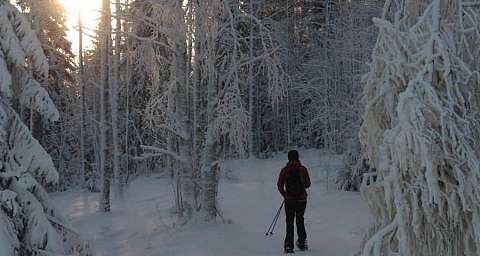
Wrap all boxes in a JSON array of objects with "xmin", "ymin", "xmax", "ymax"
[{"xmin": 277, "ymin": 150, "xmax": 311, "ymax": 253}]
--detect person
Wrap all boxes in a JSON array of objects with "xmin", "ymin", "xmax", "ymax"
[{"xmin": 277, "ymin": 150, "xmax": 311, "ymax": 253}]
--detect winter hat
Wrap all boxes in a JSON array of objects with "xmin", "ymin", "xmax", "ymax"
[{"xmin": 288, "ymin": 150, "xmax": 299, "ymax": 161}]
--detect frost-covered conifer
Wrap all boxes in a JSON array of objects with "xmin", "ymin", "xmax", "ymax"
[
  {"xmin": 0, "ymin": 1, "xmax": 90, "ymax": 254},
  {"xmin": 16, "ymin": 0, "xmax": 79, "ymax": 188}
]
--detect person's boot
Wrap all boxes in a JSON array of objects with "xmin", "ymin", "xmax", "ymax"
[
  {"xmin": 284, "ymin": 244, "xmax": 294, "ymax": 254},
  {"xmin": 296, "ymin": 240, "xmax": 308, "ymax": 251}
]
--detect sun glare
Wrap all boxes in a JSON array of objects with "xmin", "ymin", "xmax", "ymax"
[{"xmin": 58, "ymin": 0, "xmax": 102, "ymax": 51}]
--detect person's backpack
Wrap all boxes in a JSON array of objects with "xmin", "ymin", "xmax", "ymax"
[{"xmin": 285, "ymin": 168, "xmax": 305, "ymax": 198}]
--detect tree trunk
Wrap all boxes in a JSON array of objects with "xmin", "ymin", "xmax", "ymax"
[
  {"xmin": 110, "ymin": 0, "xmax": 123, "ymax": 198},
  {"xmin": 99, "ymin": 0, "xmax": 112, "ymax": 212},
  {"xmin": 78, "ymin": 12, "xmax": 86, "ymax": 186},
  {"xmin": 248, "ymin": 0, "xmax": 256, "ymax": 157}
]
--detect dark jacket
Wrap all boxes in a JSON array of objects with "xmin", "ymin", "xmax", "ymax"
[{"xmin": 277, "ymin": 161, "xmax": 311, "ymax": 200}]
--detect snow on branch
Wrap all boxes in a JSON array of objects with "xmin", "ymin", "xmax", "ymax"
[
  {"xmin": 0, "ymin": 2, "xmax": 90, "ymax": 254},
  {"xmin": 0, "ymin": 1, "xmax": 57, "ymax": 121},
  {"xmin": 17, "ymin": 67, "xmax": 60, "ymax": 121},
  {"xmin": 463, "ymin": 2, "xmax": 480, "ymax": 7},
  {"xmin": 0, "ymin": 5, "xmax": 25, "ymax": 67},
  {"xmin": 6, "ymin": 3, "xmax": 48, "ymax": 79},
  {"xmin": 214, "ymin": 90, "xmax": 250, "ymax": 156},
  {"xmin": 203, "ymin": 0, "xmax": 286, "ymax": 154},
  {"xmin": 360, "ymin": 0, "xmax": 480, "ymax": 255},
  {"xmin": 362, "ymin": 216, "xmax": 398, "ymax": 256},
  {"xmin": 140, "ymin": 145, "xmax": 188, "ymax": 165},
  {"xmin": 1, "ymin": 100, "xmax": 58, "ymax": 184},
  {"xmin": 0, "ymin": 211, "xmax": 19, "ymax": 256},
  {"xmin": 10, "ymin": 179, "xmax": 65, "ymax": 253},
  {"xmin": 0, "ymin": 50, "xmax": 12, "ymax": 98}
]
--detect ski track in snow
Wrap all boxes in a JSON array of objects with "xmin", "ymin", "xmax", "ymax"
[{"xmin": 52, "ymin": 150, "xmax": 372, "ymax": 256}]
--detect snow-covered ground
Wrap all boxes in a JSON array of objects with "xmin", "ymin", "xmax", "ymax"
[{"xmin": 52, "ymin": 150, "xmax": 372, "ymax": 256}]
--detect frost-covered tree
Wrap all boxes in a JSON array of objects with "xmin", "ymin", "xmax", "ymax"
[
  {"xmin": 128, "ymin": 0, "xmax": 194, "ymax": 216},
  {"xmin": 17, "ymin": 0, "xmax": 83, "ymax": 190},
  {"xmin": 84, "ymin": 0, "xmax": 128, "ymax": 201},
  {"xmin": 130, "ymin": 0, "xmax": 286, "ymax": 220},
  {"xmin": 0, "ymin": 1, "xmax": 90, "ymax": 254},
  {"xmin": 249, "ymin": 0, "xmax": 383, "ymax": 155},
  {"xmin": 15, "ymin": 0, "xmax": 79, "ymax": 188},
  {"xmin": 196, "ymin": 0, "xmax": 285, "ymax": 220},
  {"xmin": 360, "ymin": 0, "xmax": 480, "ymax": 255},
  {"xmin": 281, "ymin": 0, "xmax": 380, "ymax": 152},
  {"xmin": 81, "ymin": 42, "xmax": 103, "ymax": 192},
  {"xmin": 248, "ymin": 0, "xmax": 296, "ymax": 154}
]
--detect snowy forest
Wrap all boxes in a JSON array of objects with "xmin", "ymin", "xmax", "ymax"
[{"xmin": 0, "ymin": 0, "xmax": 479, "ymax": 255}]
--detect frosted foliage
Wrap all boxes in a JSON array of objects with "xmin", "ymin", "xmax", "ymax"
[
  {"xmin": 0, "ymin": 6, "xmax": 25, "ymax": 67},
  {"xmin": 18, "ymin": 175, "xmax": 68, "ymax": 223},
  {"xmin": 144, "ymin": 82, "xmax": 184, "ymax": 138},
  {"xmin": 1, "ymin": 102, "xmax": 58, "ymax": 183},
  {"xmin": 0, "ymin": 211, "xmax": 19, "ymax": 256},
  {"xmin": 214, "ymin": 91, "xmax": 250, "ymax": 157},
  {"xmin": 0, "ymin": 50, "xmax": 11, "ymax": 98},
  {"xmin": 11, "ymin": 180, "xmax": 64, "ymax": 253},
  {"xmin": 0, "ymin": 190, "xmax": 18, "ymax": 216},
  {"xmin": 0, "ymin": 101, "xmax": 91, "ymax": 255},
  {"xmin": 7, "ymin": 4, "xmax": 48, "ymax": 77},
  {"xmin": 142, "ymin": 0, "xmax": 285, "ymax": 158},
  {"xmin": 0, "ymin": 3, "xmax": 90, "ymax": 254},
  {"xmin": 18, "ymin": 68, "xmax": 60, "ymax": 121},
  {"xmin": 0, "ymin": 1, "xmax": 57, "ymax": 121},
  {"xmin": 207, "ymin": 1, "xmax": 285, "ymax": 154},
  {"xmin": 0, "ymin": 2, "xmax": 48, "ymax": 77},
  {"xmin": 360, "ymin": 0, "xmax": 480, "ymax": 255}
]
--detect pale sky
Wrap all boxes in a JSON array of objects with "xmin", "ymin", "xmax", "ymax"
[{"xmin": 59, "ymin": 0, "xmax": 102, "ymax": 52}]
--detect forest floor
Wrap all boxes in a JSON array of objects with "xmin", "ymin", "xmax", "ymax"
[{"xmin": 52, "ymin": 149, "xmax": 372, "ymax": 256}]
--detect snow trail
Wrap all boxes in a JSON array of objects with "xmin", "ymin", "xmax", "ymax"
[{"xmin": 53, "ymin": 150, "xmax": 371, "ymax": 255}]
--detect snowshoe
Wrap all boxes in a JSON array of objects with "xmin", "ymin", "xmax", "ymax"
[{"xmin": 296, "ymin": 240, "xmax": 308, "ymax": 251}]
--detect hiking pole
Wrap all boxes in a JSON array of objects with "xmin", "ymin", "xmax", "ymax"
[
  {"xmin": 265, "ymin": 203, "xmax": 282, "ymax": 236},
  {"xmin": 270, "ymin": 202, "xmax": 283, "ymax": 235},
  {"xmin": 265, "ymin": 201, "xmax": 284, "ymax": 236},
  {"xmin": 270, "ymin": 201, "xmax": 284, "ymax": 235},
  {"xmin": 265, "ymin": 210, "xmax": 278, "ymax": 236}
]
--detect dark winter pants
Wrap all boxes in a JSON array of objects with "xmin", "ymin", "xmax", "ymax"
[{"xmin": 284, "ymin": 200, "xmax": 307, "ymax": 249}]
